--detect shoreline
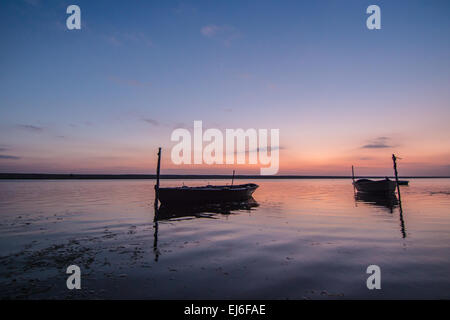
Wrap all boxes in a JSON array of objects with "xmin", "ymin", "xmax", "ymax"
[{"xmin": 0, "ymin": 173, "xmax": 449, "ymax": 180}]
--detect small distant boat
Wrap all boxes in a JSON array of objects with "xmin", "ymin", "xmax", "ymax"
[
  {"xmin": 158, "ymin": 183, "xmax": 259, "ymax": 205},
  {"xmin": 397, "ymin": 180, "xmax": 409, "ymax": 185},
  {"xmin": 353, "ymin": 178, "xmax": 397, "ymax": 193}
]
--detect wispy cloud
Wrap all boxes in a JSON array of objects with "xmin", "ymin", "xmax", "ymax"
[
  {"xmin": 142, "ymin": 118, "xmax": 160, "ymax": 126},
  {"xmin": 236, "ymin": 145, "xmax": 286, "ymax": 155},
  {"xmin": 0, "ymin": 155, "xmax": 21, "ymax": 160},
  {"xmin": 201, "ymin": 25, "xmax": 220, "ymax": 37},
  {"xmin": 201, "ymin": 25, "xmax": 241, "ymax": 46},
  {"xmin": 361, "ymin": 136, "xmax": 393, "ymax": 149},
  {"xmin": 17, "ymin": 124, "xmax": 44, "ymax": 133}
]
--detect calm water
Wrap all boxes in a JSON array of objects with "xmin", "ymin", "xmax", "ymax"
[{"xmin": 0, "ymin": 179, "xmax": 449, "ymax": 299}]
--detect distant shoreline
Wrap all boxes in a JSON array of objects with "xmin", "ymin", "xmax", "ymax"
[{"xmin": 0, "ymin": 173, "xmax": 449, "ymax": 180}]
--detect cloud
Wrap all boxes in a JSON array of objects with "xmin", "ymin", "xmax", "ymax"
[
  {"xmin": 17, "ymin": 124, "xmax": 44, "ymax": 133},
  {"xmin": 142, "ymin": 118, "xmax": 160, "ymax": 126},
  {"xmin": 123, "ymin": 32, "xmax": 153, "ymax": 47},
  {"xmin": 361, "ymin": 137, "xmax": 392, "ymax": 149},
  {"xmin": 107, "ymin": 36, "xmax": 122, "ymax": 46},
  {"xmin": 0, "ymin": 155, "xmax": 21, "ymax": 160},
  {"xmin": 201, "ymin": 25, "xmax": 220, "ymax": 37},
  {"xmin": 239, "ymin": 146, "xmax": 286, "ymax": 154},
  {"xmin": 200, "ymin": 25, "xmax": 241, "ymax": 46}
]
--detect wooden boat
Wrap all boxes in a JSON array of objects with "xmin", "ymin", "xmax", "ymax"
[
  {"xmin": 397, "ymin": 180, "xmax": 409, "ymax": 185},
  {"xmin": 353, "ymin": 178, "xmax": 397, "ymax": 193},
  {"xmin": 158, "ymin": 183, "xmax": 258, "ymax": 205}
]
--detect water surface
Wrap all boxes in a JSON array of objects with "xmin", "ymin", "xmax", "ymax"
[{"xmin": 0, "ymin": 179, "xmax": 449, "ymax": 299}]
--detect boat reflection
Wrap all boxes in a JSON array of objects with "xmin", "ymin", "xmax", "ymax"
[
  {"xmin": 355, "ymin": 191, "xmax": 399, "ymax": 212},
  {"xmin": 354, "ymin": 191, "xmax": 406, "ymax": 238},
  {"xmin": 152, "ymin": 198, "xmax": 259, "ymax": 261},
  {"xmin": 156, "ymin": 198, "xmax": 259, "ymax": 221}
]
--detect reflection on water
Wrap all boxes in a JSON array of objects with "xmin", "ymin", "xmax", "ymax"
[
  {"xmin": 354, "ymin": 191, "xmax": 406, "ymax": 238},
  {"xmin": 156, "ymin": 198, "xmax": 259, "ymax": 221},
  {"xmin": 153, "ymin": 199, "xmax": 259, "ymax": 262},
  {"xmin": 0, "ymin": 179, "xmax": 450, "ymax": 299},
  {"xmin": 355, "ymin": 192, "xmax": 398, "ymax": 212}
]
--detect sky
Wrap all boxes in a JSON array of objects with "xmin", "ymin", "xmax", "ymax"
[{"xmin": 0, "ymin": 0, "xmax": 449, "ymax": 176}]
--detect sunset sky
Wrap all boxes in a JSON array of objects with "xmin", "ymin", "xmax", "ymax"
[{"xmin": 1, "ymin": 0, "xmax": 449, "ymax": 176}]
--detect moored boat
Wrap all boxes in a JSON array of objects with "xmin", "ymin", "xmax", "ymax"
[
  {"xmin": 158, "ymin": 183, "xmax": 259, "ymax": 205},
  {"xmin": 353, "ymin": 178, "xmax": 397, "ymax": 193}
]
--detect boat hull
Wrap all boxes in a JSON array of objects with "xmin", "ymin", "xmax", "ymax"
[
  {"xmin": 353, "ymin": 179, "xmax": 397, "ymax": 193},
  {"xmin": 158, "ymin": 183, "xmax": 258, "ymax": 205}
]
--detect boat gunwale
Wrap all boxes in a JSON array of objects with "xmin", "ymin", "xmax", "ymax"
[{"xmin": 159, "ymin": 183, "xmax": 259, "ymax": 192}]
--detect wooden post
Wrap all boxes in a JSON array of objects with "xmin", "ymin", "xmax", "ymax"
[
  {"xmin": 231, "ymin": 170, "xmax": 235, "ymax": 186},
  {"xmin": 156, "ymin": 148, "xmax": 161, "ymax": 188},
  {"xmin": 392, "ymin": 154, "xmax": 406, "ymax": 237},
  {"xmin": 351, "ymin": 165, "xmax": 357, "ymax": 195},
  {"xmin": 154, "ymin": 147, "xmax": 161, "ymax": 207},
  {"xmin": 392, "ymin": 154, "xmax": 401, "ymax": 200}
]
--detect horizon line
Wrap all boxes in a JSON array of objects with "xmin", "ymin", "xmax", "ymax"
[{"xmin": 1, "ymin": 173, "xmax": 449, "ymax": 180}]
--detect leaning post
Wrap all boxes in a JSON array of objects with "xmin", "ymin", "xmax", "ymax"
[{"xmin": 392, "ymin": 154, "xmax": 401, "ymax": 201}]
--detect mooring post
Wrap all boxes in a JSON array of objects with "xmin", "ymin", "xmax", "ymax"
[
  {"xmin": 392, "ymin": 154, "xmax": 401, "ymax": 201},
  {"xmin": 154, "ymin": 147, "xmax": 161, "ymax": 206},
  {"xmin": 392, "ymin": 154, "xmax": 406, "ymax": 237},
  {"xmin": 231, "ymin": 170, "xmax": 235, "ymax": 186},
  {"xmin": 351, "ymin": 165, "xmax": 356, "ymax": 194}
]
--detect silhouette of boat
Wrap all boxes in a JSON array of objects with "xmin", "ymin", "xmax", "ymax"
[
  {"xmin": 156, "ymin": 198, "xmax": 259, "ymax": 220},
  {"xmin": 353, "ymin": 178, "xmax": 396, "ymax": 193},
  {"xmin": 158, "ymin": 183, "xmax": 258, "ymax": 205},
  {"xmin": 397, "ymin": 180, "xmax": 409, "ymax": 185},
  {"xmin": 355, "ymin": 191, "xmax": 398, "ymax": 211}
]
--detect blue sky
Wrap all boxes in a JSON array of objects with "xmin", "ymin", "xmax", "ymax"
[{"xmin": 0, "ymin": 0, "xmax": 449, "ymax": 175}]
